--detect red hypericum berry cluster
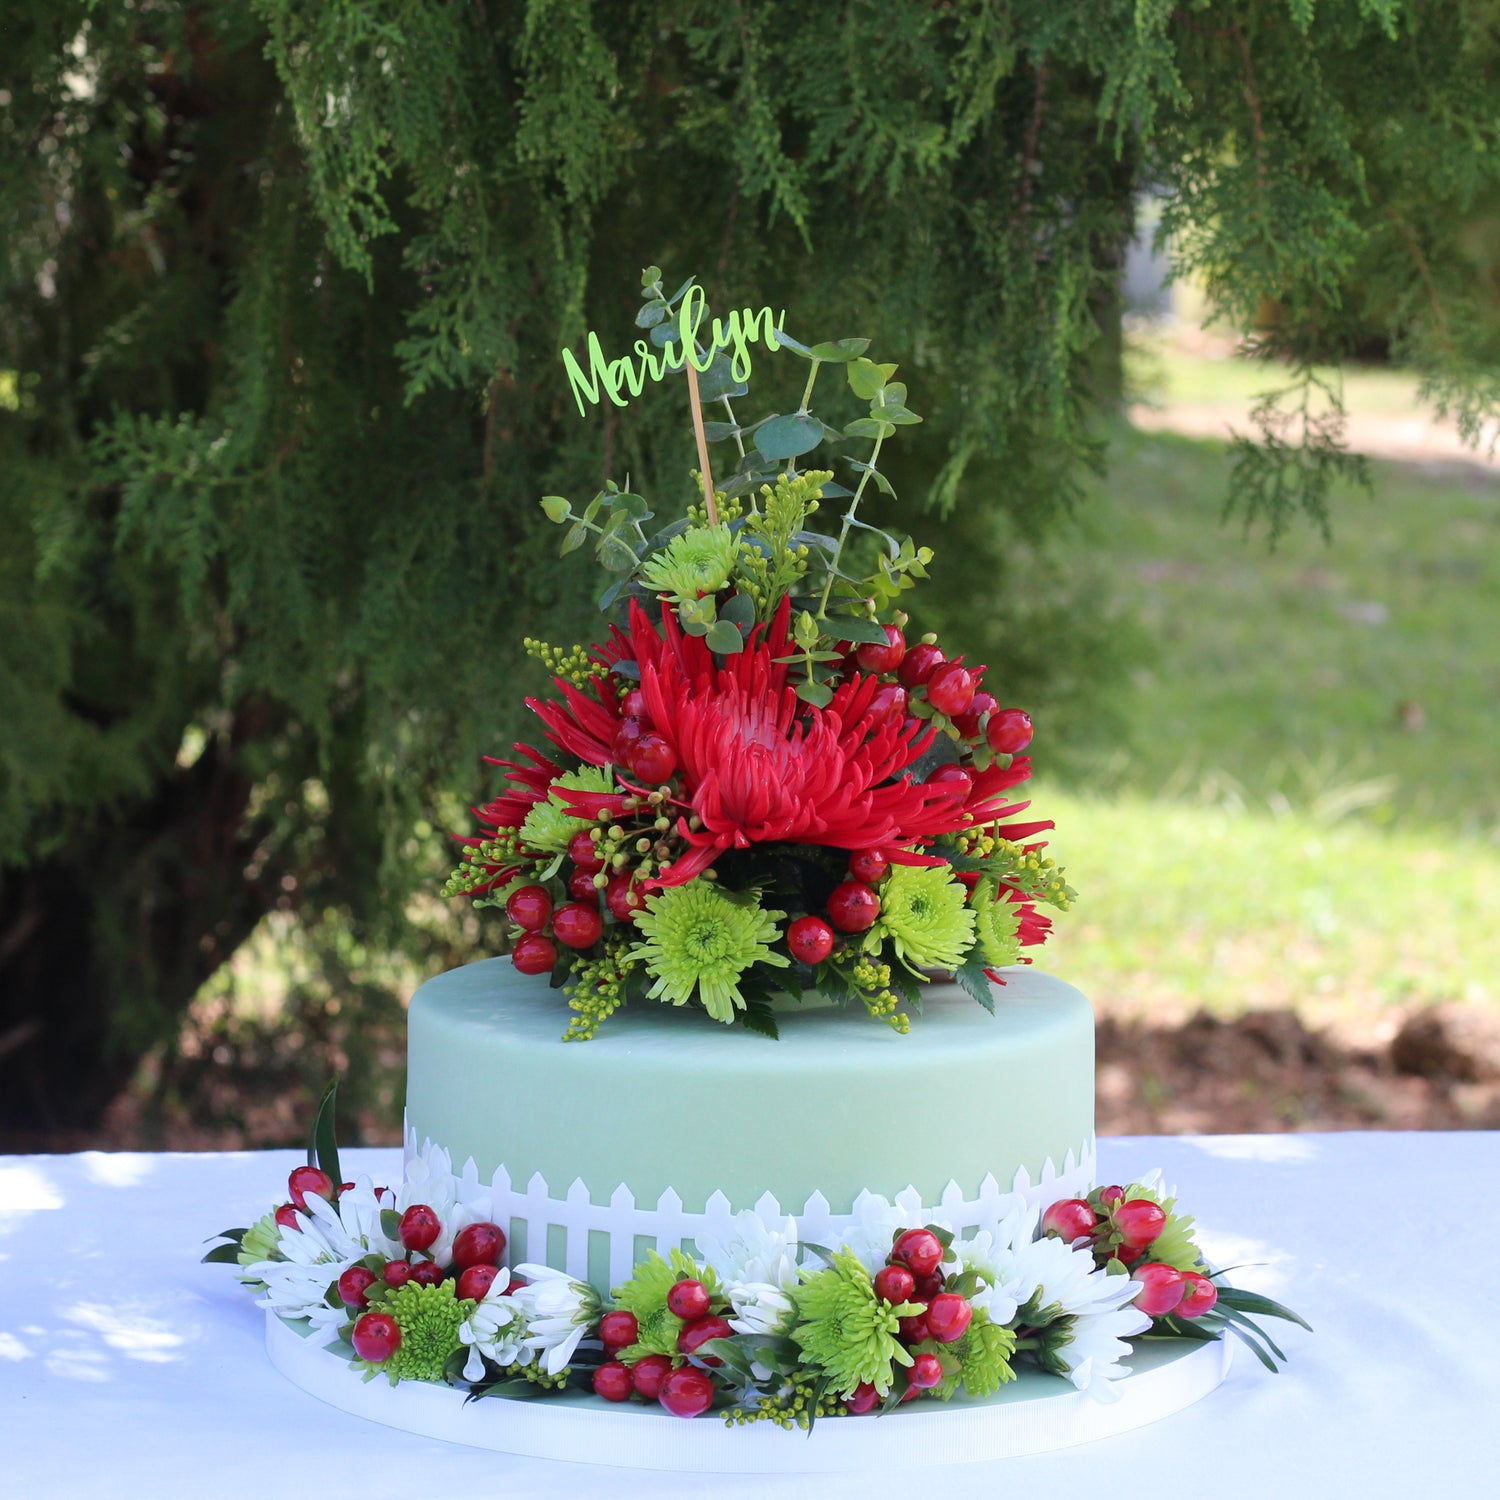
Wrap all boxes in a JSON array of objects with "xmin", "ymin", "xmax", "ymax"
[
  {"xmin": 1040, "ymin": 1186, "xmax": 1220, "ymax": 1323},
  {"xmin": 287, "ymin": 1164, "xmax": 336, "ymax": 1211},
  {"xmin": 862, "ymin": 1225, "xmax": 972, "ymax": 1407}
]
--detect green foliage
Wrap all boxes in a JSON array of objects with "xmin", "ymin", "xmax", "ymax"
[{"xmin": 4, "ymin": 0, "xmax": 1499, "ymax": 1125}]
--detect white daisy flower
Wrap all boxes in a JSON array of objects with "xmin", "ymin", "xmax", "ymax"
[
  {"xmin": 696, "ymin": 1208, "xmax": 801, "ymax": 1291},
  {"xmin": 839, "ymin": 1193, "xmax": 930, "ymax": 1275},
  {"xmin": 724, "ymin": 1281, "xmax": 797, "ymax": 1339},
  {"xmin": 251, "ymin": 1256, "xmax": 349, "ymax": 1333},
  {"xmin": 395, "ymin": 1140, "xmax": 493, "ymax": 1266},
  {"xmin": 511, "ymin": 1264, "xmax": 599, "ymax": 1376},
  {"xmin": 1041, "ymin": 1304, "xmax": 1153, "ymax": 1402},
  {"xmin": 458, "ymin": 1287, "xmax": 528, "ymax": 1381},
  {"xmin": 297, "ymin": 1180, "xmax": 401, "ymax": 1262}
]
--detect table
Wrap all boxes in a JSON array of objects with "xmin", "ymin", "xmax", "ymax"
[{"xmin": 2, "ymin": 1133, "xmax": 1495, "ymax": 1499}]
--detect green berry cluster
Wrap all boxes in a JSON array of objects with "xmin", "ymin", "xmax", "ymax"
[
  {"xmin": 589, "ymin": 789, "xmax": 684, "ymax": 885},
  {"xmin": 522, "ymin": 636, "xmax": 597, "ymax": 687},
  {"xmin": 722, "ymin": 1379, "xmax": 842, "ymax": 1430},
  {"xmin": 847, "ymin": 955, "xmax": 909, "ymax": 1034},
  {"xmin": 441, "ymin": 828, "xmax": 525, "ymax": 899},
  {"xmin": 562, "ymin": 949, "xmax": 635, "ymax": 1041},
  {"xmin": 955, "ymin": 832, "xmax": 1074, "ymax": 910}
]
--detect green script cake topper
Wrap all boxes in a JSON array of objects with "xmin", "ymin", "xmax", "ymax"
[{"xmin": 561, "ymin": 270, "xmax": 785, "ymax": 418}]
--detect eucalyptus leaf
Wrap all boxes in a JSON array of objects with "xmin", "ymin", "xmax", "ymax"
[
  {"xmin": 874, "ymin": 403, "xmax": 922, "ymax": 426},
  {"xmin": 635, "ymin": 302, "xmax": 666, "ymax": 328},
  {"xmin": 596, "ymin": 535, "xmax": 639, "ymax": 573},
  {"xmin": 696, "ymin": 355, "xmax": 750, "ymax": 403},
  {"xmin": 846, "ymin": 357, "xmax": 888, "ymax": 400},
  {"xmin": 559, "ymin": 520, "xmax": 587, "ymax": 555},
  {"xmin": 844, "ymin": 417, "xmax": 896, "ymax": 440},
  {"xmin": 795, "ymin": 679, "xmax": 835, "ymax": 707},
  {"xmin": 808, "ymin": 338, "xmax": 870, "ymax": 362},
  {"xmin": 829, "ymin": 615, "xmax": 891, "ymax": 646},
  {"xmin": 640, "ymin": 265, "xmax": 662, "ymax": 287},
  {"xmin": 650, "ymin": 323, "xmax": 683, "ymax": 349},
  {"xmin": 718, "ymin": 591, "xmax": 756, "ymax": 628},
  {"xmin": 754, "ymin": 413, "xmax": 825, "ymax": 461},
  {"xmin": 771, "ymin": 329, "xmax": 813, "ymax": 356},
  {"xmin": 705, "ymin": 620, "xmax": 744, "ymax": 654},
  {"xmin": 701, "ymin": 421, "xmax": 741, "ymax": 443}
]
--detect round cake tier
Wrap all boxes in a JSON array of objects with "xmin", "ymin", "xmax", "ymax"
[{"xmin": 405, "ymin": 958, "xmax": 1094, "ymax": 1289}]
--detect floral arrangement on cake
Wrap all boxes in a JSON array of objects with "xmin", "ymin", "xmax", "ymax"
[
  {"xmin": 206, "ymin": 1094, "xmax": 1307, "ymax": 1422},
  {"xmin": 441, "ymin": 270, "xmax": 1074, "ymax": 1040}
]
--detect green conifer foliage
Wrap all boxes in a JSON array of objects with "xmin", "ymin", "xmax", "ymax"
[{"xmin": 2, "ymin": 2, "xmax": 1497, "ymax": 1133}]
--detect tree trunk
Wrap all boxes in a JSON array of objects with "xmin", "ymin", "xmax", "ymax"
[{"xmin": 0, "ymin": 725, "xmax": 279, "ymax": 1145}]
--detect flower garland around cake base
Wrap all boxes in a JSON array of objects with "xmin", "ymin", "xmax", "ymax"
[{"xmin": 206, "ymin": 1090, "xmax": 1308, "ymax": 1424}]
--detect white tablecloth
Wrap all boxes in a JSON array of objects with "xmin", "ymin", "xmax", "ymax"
[{"xmin": 2, "ymin": 1133, "xmax": 1496, "ymax": 1499}]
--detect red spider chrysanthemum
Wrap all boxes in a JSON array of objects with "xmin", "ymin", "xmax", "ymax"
[{"xmin": 453, "ymin": 744, "xmax": 566, "ymax": 893}]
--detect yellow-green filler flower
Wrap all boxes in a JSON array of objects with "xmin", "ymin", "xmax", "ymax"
[
  {"xmin": 866, "ymin": 863, "xmax": 974, "ymax": 971},
  {"xmin": 633, "ymin": 882, "xmax": 788, "ymax": 1023},
  {"xmin": 639, "ymin": 523, "xmax": 738, "ymax": 603}
]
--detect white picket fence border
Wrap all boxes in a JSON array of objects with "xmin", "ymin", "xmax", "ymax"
[{"xmin": 404, "ymin": 1125, "xmax": 1096, "ymax": 1291}]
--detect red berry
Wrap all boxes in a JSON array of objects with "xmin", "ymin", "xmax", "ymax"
[
  {"xmin": 925, "ymin": 662, "xmax": 976, "ymax": 717},
  {"xmin": 897, "ymin": 1312, "xmax": 931, "ymax": 1343},
  {"xmin": 552, "ymin": 902, "xmax": 604, "ymax": 949},
  {"xmin": 383, "ymin": 1260, "xmax": 413, "ymax": 1288},
  {"xmin": 592, "ymin": 1361, "xmax": 634, "ymax": 1402},
  {"xmin": 598, "ymin": 1310, "xmax": 639, "ymax": 1353},
  {"xmin": 897, "ymin": 643, "xmax": 945, "ymax": 688},
  {"xmin": 612, "ymin": 719, "xmax": 644, "ymax": 763},
  {"xmin": 867, "ymin": 682, "xmax": 909, "ymax": 725},
  {"xmin": 511, "ymin": 932, "xmax": 557, "ymax": 975},
  {"xmin": 666, "ymin": 1279, "xmax": 711, "ymax": 1321},
  {"xmin": 890, "ymin": 1228, "xmax": 945, "ymax": 1278},
  {"xmin": 620, "ymin": 689, "xmax": 648, "ymax": 721},
  {"xmin": 827, "ymin": 880, "xmax": 880, "ymax": 933},
  {"xmin": 925, "ymin": 1293, "xmax": 973, "ymax": 1344},
  {"xmin": 1177, "ymin": 1271, "xmax": 1219, "ymax": 1319},
  {"xmin": 287, "ymin": 1165, "xmax": 335, "ymax": 1210},
  {"xmin": 567, "ymin": 830, "xmax": 604, "ymax": 872},
  {"xmin": 786, "ymin": 914, "xmax": 836, "ymax": 965},
  {"xmin": 874, "ymin": 1265, "xmax": 916, "ymax": 1305},
  {"xmin": 1114, "ymin": 1199, "xmax": 1167, "ymax": 1250},
  {"xmin": 677, "ymin": 1314, "xmax": 733, "ymax": 1365},
  {"xmin": 630, "ymin": 733, "xmax": 677, "ymax": 785},
  {"xmin": 1041, "ymin": 1198, "xmax": 1100, "ymax": 1243},
  {"xmin": 986, "ymin": 708, "xmax": 1033, "ymax": 755},
  {"xmin": 1098, "ymin": 1184, "xmax": 1126, "ymax": 1208},
  {"xmin": 854, "ymin": 625, "xmax": 906, "ymax": 674},
  {"xmin": 410, "ymin": 1260, "xmax": 445, "ymax": 1288},
  {"xmin": 273, "ymin": 1203, "xmax": 302, "ymax": 1232},
  {"xmin": 658, "ymin": 1366, "xmax": 715, "ymax": 1419},
  {"xmin": 605, "ymin": 873, "xmax": 647, "ymax": 923},
  {"xmin": 844, "ymin": 1381, "xmax": 880, "ymax": 1415},
  {"xmin": 630, "ymin": 1353, "xmax": 674, "ymax": 1400},
  {"xmin": 505, "ymin": 884, "xmax": 553, "ymax": 932},
  {"xmin": 849, "ymin": 848, "xmax": 890, "ymax": 884},
  {"xmin": 1117, "ymin": 1243, "xmax": 1145, "ymax": 1267},
  {"xmin": 912, "ymin": 1271, "xmax": 945, "ymax": 1301},
  {"xmin": 567, "ymin": 867, "xmax": 602, "ymax": 903},
  {"xmin": 908, "ymin": 1352, "xmax": 944, "ymax": 1389},
  {"xmin": 399, "ymin": 1204, "xmax": 442, "ymax": 1253},
  {"xmin": 924, "ymin": 763, "xmax": 974, "ymax": 792},
  {"xmin": 337, "ymin": 1265, "xmax": 379, "ymax": 1309},
  {"xmin": 452, "ymin": 1221, "xmax": 507, "ymax": 1268},
  {"xmin": 456, "ymin": 1263, "xmax": 501, "ymax": 1302},
  {"xmin": 351, "ymin": 1311, "xmax": 401, "ymax": 1364},
  {"xmin": 951, "ymin": 691, "xmax": 998, "ymax": 739},
  {"xmin": 1130, "ymin": 1262, "xmax": 1187, "ymax": 1318}
]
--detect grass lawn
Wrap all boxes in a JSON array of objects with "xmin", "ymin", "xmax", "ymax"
[{"xmin": 1027, "ymin": 403, "xmax": 1500, "ymax": 1026}]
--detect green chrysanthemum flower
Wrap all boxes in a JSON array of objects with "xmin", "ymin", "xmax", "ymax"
[
  {"xmin": 611, "ymin": 1248, "xmax": 721, "ymax": 1361},
  {"xmin": 639, "ymin": 523, "xmax": 738, "ymax": 603},
  {"xmin": 233, "ymin": 1210, "xmax": 283, "ymax": 1290},
  {"xmin": 971, "ymin": 881, "xmax": 1023, "ymax": 969},
  {"xmin": 790, "ymin": 1248, "xmax": 919, "ymax": 1397},
  {"xmin": 930, "ymin": 1308, "xmax": 1017, "ymax": 1400},
  {"xmin": 520, "ymin": 766, "xmax": 617, "ymax": 852},
  {"xmin": 380, "ymin": 1281, "xmax": 475, "ymax": 1384},
  {"xmin": 633, "ymin": 883, "xmax": 788, "ymax": 1023},
  {"xmin": 865, "ymin": 864, "xmax": 975, "ymax": 971}
]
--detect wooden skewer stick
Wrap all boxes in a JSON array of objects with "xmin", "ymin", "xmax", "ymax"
[{"xmin": 684, "ymin": 358, "xmax": 718, "ymax": 526}]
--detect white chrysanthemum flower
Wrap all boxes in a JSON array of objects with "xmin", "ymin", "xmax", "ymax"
[
  {"xmin": 251, "ymin": 1256, "xmax": 349, "ymax": 1332},
  {"xmin": 1042, "ymin": 1304, "xmax": 1153, "ymax": 1403},
  {"xmin": 840, "ymin": 1193, "xmax": 930, "ymax": 1275},
  {"xmin": 1009, "ymin": 1232, "xmax": 1143, "ymax": 1325},
  {"xmin": 458, "ymin": 1287, "xmax": 528, "ymax": 1381},
  {"xmin": 396, "ymin": 1140, "xmax": 493, "ymax": 1266},
  {"xmin": 297, "ymin": 1180, "xmax": 401, "ymax": 1262},
  {"xmin": 697, "ymin": 1209, "xmax": 801, "ymax": 1291},
  {"xmin": 725, "ymin": 1281, "xmax": 798, "ymax": 1338},
  {"xmin": 511, "ymin": 1264, "xmax": 599, "ymax": 1376}
]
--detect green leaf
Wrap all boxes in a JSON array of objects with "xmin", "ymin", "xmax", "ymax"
[
  {"xmin": 540, "ymin": 495, "xmax": 571, "ymax": 524},
  {"xmin": 635, "ymin": 302, "xmax": 666, "ymax": 328},
  {"xmin": 809, "ymin": 338, "xmax": 870, "ymax": 362},
  {"xmin": 873, "ymin": 403, "xmax": 922, "ymax": 426},
  {"xmin": 718, "ymin": 591, "xmax": 756, "ymax": 629},
  {"xmin": 1215, "ymin": 1287, "xmax": 1313, "ymax": 1331},
  {"xmin": 846, "ymin": 357, "xmax": 890, "ymax": 401},
  {"xmin": 678, "ymin": 595, "xmax": 717, "ymax": 633},
  {"xmin": 596, "ymin": 533, "xmax": 639, "ymax": 573},
  {"xmin": 201, "ymin": 1242, "xmax": 245, "ymax": 1264},
  {"xmin": 754, "ymin": 413, "xmax": 824, "ymax": 461},
  {"xmin": 771, "ymin": 329, "xmax": 812, "ymax": 356},
  {"xmin": 701, "ymin": 421, "xmax": 741, "ymax": 443},
  {"xmin": 308, "ymin": 1079, "xmax": 342, "ymax": 1190},
  {"xmin": 705, "ymin": 619, "xmax": 744, "ymax": 654},
  {"xmin": 650, "ymin": 322, "xmax": 682, "ymax": 348},
  {"xmin": 697, "ymin": 355, "xmax": 749, "ymax": 403},
  {"xmin": 827, "ymin": 615, "xmax": 889, "ymax": 645},
  {"xmin": 795, "ymin": 679, "xmax": 834, "ymax": 707},
  {"xmin": 559, "ymin": 520, "xmax": 587, "ymax": 555},
  {"xmin": 953, "ymin": 952, "xmax": 995, "ymax": 1012},
  {"xmin": 738, "ymin": 1000, "xmax": 780, "ymax": 1040},
  {"xmin": 380, "ymin": 1208, "xmax": 403, "ymax": 1240},
  {"xmin": 640, "ymin": 265, "xmax": 662, "ymax": 287},
  {"xmin": 844, "ymin": 417, "xmax": 896, "ymax": 440}
]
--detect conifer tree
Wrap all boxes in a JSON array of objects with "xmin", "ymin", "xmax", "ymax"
[{"xmin": 3, "ymin": 1, "xmax": 1497, "ymax": 1132}]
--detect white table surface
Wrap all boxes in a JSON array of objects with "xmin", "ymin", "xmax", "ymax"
[{"xmin": 2, "ymin": 1132, "xmax": 1496, "ymax": 1499}]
